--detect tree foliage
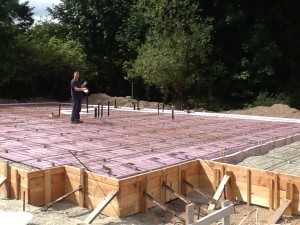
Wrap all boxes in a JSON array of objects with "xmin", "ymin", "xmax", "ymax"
[
  {"xmin": 125, "ymin": 0, "xmax": 213, "ymax": 105},
  {"xmin": 2, "ymin": 0, "xmax": 300, "ymax": 110}
]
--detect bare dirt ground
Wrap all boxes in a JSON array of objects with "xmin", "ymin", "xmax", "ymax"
[{"xmin": 1, "ymin": 95, "xmax": 300, "ymax": 224}]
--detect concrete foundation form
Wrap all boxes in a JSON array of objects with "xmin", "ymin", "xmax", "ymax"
[{"xmin": 1, "ymin": 104, "xmax": 300, "ymax": 217}]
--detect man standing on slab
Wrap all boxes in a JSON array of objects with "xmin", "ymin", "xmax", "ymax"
[{"xmin": 70, "ymin": 71, "xmax": 87, "ymax": 124}]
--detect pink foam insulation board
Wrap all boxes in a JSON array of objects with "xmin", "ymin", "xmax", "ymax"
[{"xmin": 1, "ymin": 104, "xmax": 300, "ymax": 178}]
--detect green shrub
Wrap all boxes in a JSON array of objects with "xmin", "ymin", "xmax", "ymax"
[{"xmin": 253, "ymin": 91, "xmax": 290, "ymax": 107}]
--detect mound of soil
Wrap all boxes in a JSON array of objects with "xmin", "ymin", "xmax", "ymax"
[{"xmin": 227, "ymin": 103, "xmax": 300, "ymax": 119}]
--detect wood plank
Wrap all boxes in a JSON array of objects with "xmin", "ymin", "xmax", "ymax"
[
  {"xmin": 267, "ymin": 199, "xmax": 291, "ymax": 224},
  {"xmin": 207, "ymin": 175, "xmax": 230, "ymax": 212},
  {"xmin": 181, "ymin": 169, "xmax": 187, "ymax": 196},
  {"xmin": 84, "ymin": 190, "xmax": 118, "ymax": 224}
]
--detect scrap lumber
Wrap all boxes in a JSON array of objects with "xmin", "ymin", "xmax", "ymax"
[
  {"xmin": 42, "ymin": 186, "xmax": 82, "ymax": 211},
  {"xmin": 84, "ymin": 190, "xmax": 118, "ymax": 224},
  {"xmin": 207, "ymin": 175, "xmax": 230, "ymax": 213},
  {"xmin": 267, "ymin": 199, "xmax": 291, "ymax": 224},
  {"xmin": 144, "ymin": 192, "xmax": 185, "ymax": 223}
]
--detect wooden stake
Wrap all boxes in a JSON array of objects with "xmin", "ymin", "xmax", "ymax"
[
  {"xmin": 79, "ymin": 168, "xmax": 85, "ymax": 207},
  {"xmin": 274, "ymin": 174, "xmax": 279, "ymax": 209},
  {"xmin": 160, "ymin": 171, "xmax": 166, "ymax": 204},
  {"xmin": 44, "ymin": 170, "xmax": 51, "ymax": 204},
  {"xmin": 140, "ymin": 180, "xmax": 147, "ymax": 213},
  {"xmin": 269, "ymin": 178, "xmax": 274, "ymax": 210},
  {"xmin": 285, "ymin": 182, "xmax": 294, "ymax": 216},
  {"xmin": 180, "ymin": 169, "xmax": 187, "ymax": 197},
  {"xmin": 225, "ymin": 171, "xmax": 234, "ymax": 201},
  {"xmin": 213, "ymin": 169, "xmax": 220, "ymax": 192},
  {"xmin": 15, "ymin": 170, "xmax": 20, "ymax": 199},
  {"xmin": 247, "ymin": 169, "xmax": 251, "ymax": 206}
]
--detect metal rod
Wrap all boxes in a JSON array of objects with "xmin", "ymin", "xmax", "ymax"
[
  {"xmin": 94, "ymin": 108, "xmax": 97, "ymax": 118},
  {"xmin": 101, "ymin": 104, "xmax": 103, "ymax": 117},
  {"xmin": 42, "ymin": 186, "xmax": 82, "ymax": 211},
  {"xmin": 86, "ymin": 95, "xmax": 89, "ymax": 113},
  {"xmin": 184, "ymin": 179, "xmax": 220, "ymax": 206},
  {"xmin": 172, "ymin": 109, "xmax": 174, "ymax": 120},
  {"xmin": 144, "ymin": 192, "xmax": 185, "ymax": 223},
  {"xmin": 58, "ymin": 103, "xmax": 61, "ymax": 116},
  {"xmin": 108, "ymin": 101, "xmax": 110, "ymax": 117},
  {"xmin": 97, "ymin": 103, "xmax": 100, "ymax": 117},
  {"xmin": 162, "ymin": 182, "xmax": 191, "ymax": 204}
]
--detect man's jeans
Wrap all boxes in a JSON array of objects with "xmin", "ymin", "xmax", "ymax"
[{"xmin": 71, "ymin": 98, "xmax": 82, "ymax": 122}]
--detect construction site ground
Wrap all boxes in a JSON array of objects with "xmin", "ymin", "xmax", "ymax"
[{"xmin": 1, "ymin": 94, "xmax": 300, "ymax": 224}]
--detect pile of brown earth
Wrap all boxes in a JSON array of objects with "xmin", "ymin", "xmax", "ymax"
[{"xmin": 227, "ymin": 103, "xmax": 300, "ymax": 119}]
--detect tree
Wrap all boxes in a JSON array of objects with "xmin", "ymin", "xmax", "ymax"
[
  {"xmin": 48, "ymin": 0, "xmax": 136, "ymax": 96},
  {"xmin": 0, "ymin": 21, "xmax": 92, "ymax": 100},
  {"xmin": 125, "ymin": 0, "xmax": 213, "ymax": 106}
]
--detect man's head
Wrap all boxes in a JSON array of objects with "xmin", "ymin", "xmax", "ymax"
[{"xmin": 73, "ymin": 71, "xmax": 80, "ymax": 80}]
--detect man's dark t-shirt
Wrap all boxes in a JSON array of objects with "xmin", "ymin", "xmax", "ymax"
[{"xmin": 70, "ymin": 79, "xmax": 82, "ymax": 100}]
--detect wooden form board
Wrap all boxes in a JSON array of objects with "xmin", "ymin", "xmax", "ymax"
[
  {"xmin": 1, "ymin": 158, "xmax": 300, "ymax": 218},
  {"xmin": 198, "ymin": 161, "xmax": 300, "ymax": 215},
  {"xmin": 64, "ymin": 166, "xmax": 120, "ymax": 217}
]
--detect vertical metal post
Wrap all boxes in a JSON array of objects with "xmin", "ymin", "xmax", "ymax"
[
  {"xmin": 108, "ymin": 101, "xmax": 110, "ymax": 117},
  {"xmin": 162, "ymin": 102, "xmax": 164, "ymax": 112},
  {"xmin": 94, "ymin": 108, "xmax": 97, "ymax": 118},
  {"xmin": 58, "ymin": 103, "xmax": 61, "ymax": 116},
  {"xmin": 97, "ymin": 103, "xmax": 100, "ymax": 117},
  {"xmin": 172, "ymin": 109, "xmax": 174, "ymax": 120},
  {"xmin": 137, "ymin": 100, "xmax": 140, "ymax": 110},
  {"xmin": 134, "ymin": 104, "xmax": 136, "ymax": 110},
  {"xmin": 86, "ymin": 95, "xmax": 89, "ymax": 113},
  {"xmin": 114, "ymin": 100, "xmax": 117, "ymax": 108},
  {"xmin": 158, "ymin": 103, "xmax": 160, "ymax": 115},
  {"xmin": 101, "ymin": 104, "xmax": 103, "ymax": 117}
]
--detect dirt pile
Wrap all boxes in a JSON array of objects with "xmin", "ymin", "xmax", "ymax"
[{"xmin": 227, "ymin": 103, "xmax": 300, "ymax": 119}]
